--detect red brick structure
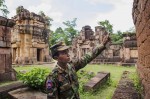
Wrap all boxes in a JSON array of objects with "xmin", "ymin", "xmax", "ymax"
[
  {"xmin": 133, "ymin": 0, "xmax": 150, "ymax": 98},
  {"xmin": 0, "ymin": 16, "xmax": 16, "ymax": 81}
]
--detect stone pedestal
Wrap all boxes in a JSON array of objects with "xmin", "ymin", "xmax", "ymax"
[{"xmin": 0, "ymin": 16, "xmax": 16, "ymax": 81}]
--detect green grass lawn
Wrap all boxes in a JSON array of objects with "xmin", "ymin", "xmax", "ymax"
[
  {"xmin": 79, "ymin": 64, "xmax": 136, "ymax": 99},
  {"xmin": 14, "ymin": 65, "xmax": 52, "ymax": 72},
  {"xmin": 13, "ymin": 64, "xmax": 136, "ymax": 99}
]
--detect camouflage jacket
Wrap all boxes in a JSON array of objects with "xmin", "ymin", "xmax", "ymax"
[{"xmin": 46, "ymin": 44, "xmax": 106, "ymax": 99}]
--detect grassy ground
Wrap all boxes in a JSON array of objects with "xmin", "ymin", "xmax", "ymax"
[
  {"xmin": 13, "ymin": 64, "xmax": 136, "ymax": 99},
  {"xmin": 14, "ymin": 65, "xmax": 52, "ymax": 72},
  {"xmin": 79, "ymin": 64, "xmax": 136, "ymax": 99}
]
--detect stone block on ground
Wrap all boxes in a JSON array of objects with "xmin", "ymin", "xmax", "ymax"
[
  {"xmin": 8, "ymin": 87, "xmax": 47, "ymax": 99},
  {"xmin": 0, "ymin": 81, "xmax": 27, "ymax": 99},
  {"xmin": 83, "ymin": 71, "xmax": 110, "ymax": 91}
]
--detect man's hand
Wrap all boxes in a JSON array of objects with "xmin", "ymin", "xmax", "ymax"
[{"xmin": 101, "ymin": 34, "xmax": 110, "ymax": 46}]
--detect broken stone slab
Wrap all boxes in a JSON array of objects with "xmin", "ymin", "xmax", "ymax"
[
  {"xmin": 83, "ymin": 71, "xmax": 110, "ymax": 91},
  {"xmin": 8, "ymin": 87, "xmax": 47, "ymax": 99},
  {"xmin": 0, "ymin": 81, "xmax": 27, "ymax": 99},
  {"xmin": 112, "ymin": 71, "xmax": 141, "ymax": 99}
]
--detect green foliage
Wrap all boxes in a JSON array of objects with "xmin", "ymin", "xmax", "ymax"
[
  {"xmin": 98, "ymin": 20, "xmax": 113, "ymax": 34},
  {"xmin": 129, "ymin": 72, "xmax": 143, "ymax": 93},
  {"xmin": 17, "ymin": 68, "xmax": 49, "ymax": 90},
  {"xmin": 79, "ymin": 64, "xmax": 135, "ymax": 99},
  {"xmin": 98, "ymin": 20, "xmax": 124, "ymax": 44},
  {"xmin": 97, "ymin": 20, "xmax": 136, "ymax": 44},
  {"xmin": 49, "ymin": 27, "xmax": 65, "ymax": 46},
  {"xmin": 63, "ymin": 18, "xmax": 78, "ymax": 45},
  {"xmin": 14, "ymin": 64, "xmax": 135, "ymax": 99},
  {"xmin": 49, "ymin": 18, "xmax": 78, "ymax": 46},
  {"xmin": 111, "ymin": 30, "xmax": 123, "ymax": 43},
  {"xmin": 0, "ymin": 0, "xmax": 9, "ymax": 17}
]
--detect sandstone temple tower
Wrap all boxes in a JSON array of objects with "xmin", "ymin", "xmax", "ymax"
[{"xmin": 11, "ymin": 6, "xmax": 51, "ymax": 64}]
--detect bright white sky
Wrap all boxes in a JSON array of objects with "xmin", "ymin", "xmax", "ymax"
[{"xmin": 4, "ymin": 0, "xmax": 134, "ymax": 32}]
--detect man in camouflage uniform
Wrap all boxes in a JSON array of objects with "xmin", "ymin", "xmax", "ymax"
[{"xmin": 45, "ymin": 35, "xmax": 110, "ymax": 99}]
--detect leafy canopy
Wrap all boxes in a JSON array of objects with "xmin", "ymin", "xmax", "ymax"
[
  {"xmin": 49, "ymin": 18, "xmax": 78, "ymax": 46},
  {"xmin": 98, "ymin": 20, "xmax": 113, "ymax": 34},
  {"xmin": 0, "ymin": 0, "xmax": 9, "ymax": 17},
  {"xmin": 63, "ymin": 18, "xmax": 78, "ymax": 45}
]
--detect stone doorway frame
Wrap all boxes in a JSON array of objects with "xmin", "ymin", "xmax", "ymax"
[
  {"xmin": 12, "ymin": 48, "xmax": 17, "ymax": 62},
  {"xmin": 37, "ymin": 48, "xmax": 42, "ymax": 62}
]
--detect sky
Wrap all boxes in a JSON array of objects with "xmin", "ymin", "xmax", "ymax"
[{"xmin": 3, "ymin": 0, "xmax": 134, "ymax": 33}]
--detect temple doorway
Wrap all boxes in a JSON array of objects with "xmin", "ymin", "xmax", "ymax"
[
  {"xmin": 13, "ymin": 48, "xmax": 16, "ymax": 62},
  {"xmin": 37, "ymin": 49, "xmax": 42, "ymax": 61}
]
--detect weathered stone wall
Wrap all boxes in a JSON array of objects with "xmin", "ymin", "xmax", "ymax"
[
  {"xmin": 132, "ymin": 0, "xmax": 150, "ymax": 98},
  {"xmin": 11, "ymin": 6, "xmax": 51, "ymax": 64},
  {"xmin": 71, "ymin": 25, "xmax": 108, "ymax": 60},
  {"xmin": 0, "ymin": 16, "xmax": 16, "ymax": 81},
  {"xmin": 71, "ymin": 26, "xmax": 138, "ymax": 64}
]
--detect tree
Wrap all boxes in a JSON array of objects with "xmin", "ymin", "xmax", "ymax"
[
  {"xmin": 111, "ymin": 30, "xmax": 123, "ymax": 43},
  {"xmin": 63, "ymin": 18, "xmax": 78, "ymax": 45},
  {"xmin": 98, "ymin": 20, "xmax": 124, "ymax": 43},
  {"xmin": 0, "ymin": 0, "xmax": 9, "ymax": 17},
  {"xmin": 49, "ymin": 27, "xmax": 65, "ymax": 46},
  {"xmin": 98, "ymin": 20, "xmax": 113, "ymax": 34},
  {"xmin": 49, "ymin": 18, "xmax": 78, "ymax": 46}
]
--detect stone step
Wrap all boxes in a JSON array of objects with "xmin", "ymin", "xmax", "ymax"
[{"xmin": 83, "ymin": 71, "xmax": 110, "ymax": 91}]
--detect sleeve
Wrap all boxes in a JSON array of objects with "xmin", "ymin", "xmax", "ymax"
[
  {"xmin": 45, "ymin": 74, "xmax": 58, "ymax": 99},
  {"xmin": 72, "ymin": 44, "xmax": 106, "ymax": 71}
]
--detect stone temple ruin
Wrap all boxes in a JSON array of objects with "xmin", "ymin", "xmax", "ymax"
[
  {"xmin": 71, "ymin": 25, "xmax": 138, "ymax": 65},
  {"xmin": 71, "ymin": 25, "xmax": 103, "ymax": 59},
  {"xmin": 92, "ymin": 33, "xmax": 138, "ymax": 65},
  {"xmin": 0, "ymin": 16, "xmax": 16, "ymax": 81},
  {"xmin": 11, "ymin": 6, "xmax": 51, "ymax": 65},
  {"xmin": 133, "ymin": 0, "xmax": 150, "ymax": 98}
]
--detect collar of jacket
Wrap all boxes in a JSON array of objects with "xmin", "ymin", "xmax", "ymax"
[{"xmin": 56, "ymin": 64, "xmax": 69, "ymax": 74}]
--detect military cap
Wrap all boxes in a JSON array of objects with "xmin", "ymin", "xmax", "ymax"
[{"xmin": 50, "ymin": 42, "xmax": 70, "ymax": 58}]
